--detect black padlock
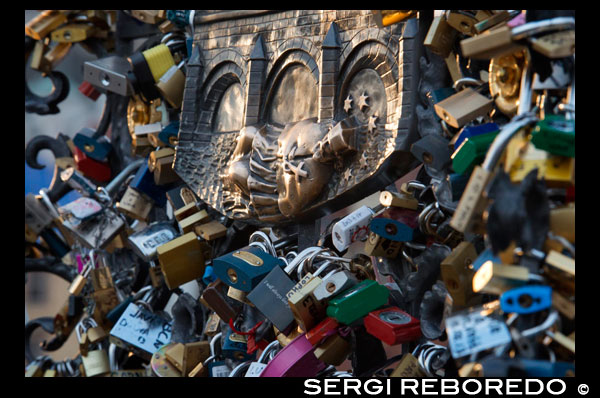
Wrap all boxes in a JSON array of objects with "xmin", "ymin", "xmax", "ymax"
[{"xmin": 410, "ymin": 134, "xmax": 452, "ymax": 172}]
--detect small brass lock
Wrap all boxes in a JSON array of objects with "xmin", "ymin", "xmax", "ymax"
[
  {"xmin": 81, "ymin": 350, "xmax": 111, "ymax": 377},
  {"xmin": 116, "ymin": 186, "xmax": 153, "ymax": 222},
  {"xmin": 179, "ymin": 210, "xmax": 211, "ymax": 234},
  {"xmin": 434, "ymin": 88, "xmax": 494, "ymax": 129},
  {"xmin": 156, "ymin": 232, "xmax": 211, "ymax": 289}
]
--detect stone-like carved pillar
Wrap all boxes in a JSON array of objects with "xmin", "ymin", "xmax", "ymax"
[
  {"xmin": 244, "ymin": 34, "xmax": 267, "ymax": 127},
  {"xmin": 318, "ymin": 22, "xmax": 340, "ymax": 125},
  {"xmin": 180, "ymin": 44, "xmax": 203, "ymax": 139}
]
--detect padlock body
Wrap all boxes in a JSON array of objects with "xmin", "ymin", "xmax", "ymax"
[
  {"xmin": 306, "ymin": 317, "xmax": 339, "ymax": 345},
  {"xmin": 260, "ymin": 334, "xmax": 326, "ymax": 377},
  {"xmin": 247, "ymin": 266, "xmax": 296, "ymax": 333},
  {"xmin": 326, "ymin": 279, "xmax": 390, "ymax": 325},
  {"xmin": 500, "ymin": 285, "xmax": 552, "ymax": 314},
  {"xmin": 156, "ymin": 232, "xmax": 209, "ymax": 289},
  {"xmin": 313, "ymin": 334, "xmax": 351, "ymax": 366},
  {"xmin": 452, "ymin": 129, "xmax": 499, "ymax": 175},
  {"xmin": 222, "ymin": 330, "xmax": 256, "ymax": 361},
  {"xmin": 73, "ymin": 147, "xmax": 111, "ymax": 182},
  {"xmin": 531, "ymin": 116, "xmax": 574, "ymax": 157},
  {"xmin": 287, "ymin": 275, "xmax": 326, "ymax": 332},
  {"xmin": 364, "ymin": 307, "xmax": 421, "ymax": 346},
  {"xmin": 81, "ymin": 350, "xmax": 110, "ymax": 377}
]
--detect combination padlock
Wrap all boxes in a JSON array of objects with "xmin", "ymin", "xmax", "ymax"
[
  {"xmin": 260, "ymin": 334, "xmax": 327, "ymax": 377},
  {"xmin": 500, "ymin": 285, "xmax": 552, "ymax": 314},
  {"xmin": 286, "ymin": 274, "xmax": 326, "ymax": 332},
  {"xmin": 212, "ymin": 245, "xmax": 285, "ymax": 292},
  {"xmin": 364, "ymin": 307, "xmax": 421, "ymax": 346},
  {"xmin": 326, "ymin": 279, "xmax": 389, "ymax": 325},
  {"xmin": 156, "ymin": 232, "xmax": 211, "ymax": 289}
]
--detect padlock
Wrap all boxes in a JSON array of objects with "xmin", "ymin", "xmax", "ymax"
[
  {"xmin": 158, "ymin": 121, "xmax": 180, "ymax": 148},
  {"xmin": 287, "ymin": 274, "xmax": 327, "ymax": 332},
  {"xmin": 313, "ymin": 333, "xmax": 351, "ymax": 366},
  {"xmin": 369, "ymin": 207, "xmax": 419, "ymax": 242},
  {"xmin": 92, "ymin": 287, "xmax": 120, "ymax": 330},
  {"xmin": 222, "ymin": 330, "xmax": 256, "ymax": 361},
  {"xmin": 531, "ymin": 115, "xmax": 575, "ymax": 158},
  {"xmin": 73, "ymin": 128, "xmax": 112, "ymax": 162},
  {"xmin": 410, "ymin": 133, "xmax": 452, "ymax": 172},
  {"xmin": 62, "ymin": 209, "xmax": 125, "ymax": 250},
  {"xmin": 312, "ymin": 270, "xmax": 359, "ymax": 303},
  {"xmin": 181, "ymin": 341, "xmax": 211, "ymax": 376},
  {"xmin": 131, "ymin": 135, "xmax": 154, "ymax": 157},
  {"xmin": 68, "ymin": 266, "xmax": 91, "ymax": 296},
  {"xmin": 71, "ymin": 145, "xmax": 111, "ymax": 182},
  {"xmin": 110, "ymin": 302, "xmax": 173, "ymax": 360},
  {"xmin": 472, "ymin": 262, "xmax": 530, "ymax": 295},
  {"xmin": 156, "ymin": 232, "xmax": 211, "ymax": 289},
  {"xmin": 200, "ymin": 280, "xmax": 239, "ymax": 324},
  {"xmin": 87, "ymin": 325, "xmax": 108, "ymax": 344},
  {"xmin": 165, "ymin": 342, "xmax": 185, "ymax": 372},
  {"xmin": 194, "ymin": 221, "xmax": 228, "ymax": 241},
  {"xmin": 247, "ymin": 266, "xmax": 297, "ymax": 334},
  {"xmin": 81, "ymin": 350, "xmax": 111, "ymax": 377},
  {"xmin": 128, "ymin": 44, "xmax": 175, "ymax": 101},
  {"xmin": 530, "ymin": 29, "xmax": 575, "ymax": 59},
  {"xmin": 204, "ymin": 312, "xmax": 221, "ymax": 337},
  {"xmin": 424, "ymin": 15, "xmax": 457, "ymax": 58},
  {"xmin": 507, "ymin": 142, "xmax": 575, "ymax": 188},
  {"xmin": 173, "ymin": 201, "xmax": 200, "ymax": 222},
  {"xmin": 129, "ymin": 160, "xmax": 173, "ymax": 207},
  {"xmin": 260, "ymin": 334, "xmax": 327, "ymax": 377},
  {"xmin": 25, "ymin": 10, "xmax": 68, "ymax": 40},
  {"xmin": 43, "ymin": 369, "xmax": 57, "ymax": 377},
  {"xmin": 452, "ymin": 128, "xmax": 499, "ymax": 175},
  {"xmin": 156, "ymin": 63, "xmax": 186, "ymax": 108},
  {"xmin": 227, "ymin": 286, "xmax": 254, "ymax": 306},
  {"xmin": 29, "ymin": 40, "xmax": 50, "ymax": 71},
  {"xmin": 149, "ymin": 264, "xmax": 166, "ymax": 288},
  {"xmin": 449, "ymin": 165, "xmax": 493, "ymax": 233},
  {"xmin": 547, "ymin": 204, "xmax": 575, "ymax": 246},
  {"xmin": 179, "ymin": 210, "xmax": 210, "ymax": 234},
  {"xmin": 364, "ymin": 307, "xmax": 421, "ymax": 346},
  {"xmin": 390, "ymin": 353, "xmax": 428, "ymax": 377},
  {"xmin": 25, "ymin": 193, "xmax": 54, "ymax": 236},
  {"xmin": 60, "ymin": 165, "xmax": 97, "ymax": 198},
  {"xmin": 43, "ymin": 42, "xmax": 72, "ymax": 70},
  {"xmin": 305, "ymin": 317, "xmax": 339, "ymax": 346},
  {"xmin": 59, "ymin": 196, "xmax": 103, "ymax": 222},
  {"xmin": 206, "ymin": 360, "xmax": 231, "ymax": 377},
  {"xmin": 84, "ymin": 55, "xmax": 135, "ymax": 97},
  {"xmin": 489, "ymin": 50, "xmax": 527, "ymax": 116},
  {"xmin": 440, "ymin": 241, "xmax": 478, "ymax": 308},
  {"xmin": 545, "ymin": 250, "xmax": 575, "ymax": 277},
  {"xmin": 116, "ymin": 186, "xmax": 153, "ymax": 221},
  {"xmin": 500, "ymin": 285, "xmax": 552, "ymax": 314},
  {"xmin": 446, "ymin": 10, "xmax": 479, "ymax": 36},
  {"xmin": 332, "ymin": 205, "xmax": 378, "ymax": 252},
  {"xmin": 275, "ymin": 325, "xmax": 304, "ymax": 347},
  {"xmin": 79, "ymin": 331, "xmax": 89, "ymax": 356},
  {"xmin": 212, "ymin": 245, "xmax": 285, "ymax": 292},
  {"xmin": 127, "ymin": 221, "xmax": 178, "ymax": 261},
  {"xmin": 149, "ymin": 148, "xmax": 180, "ymax": 185},
  {"xmin": 150, "ymin": 343, "xmax": 182, "ymax": 377},
  {"xmin": 434, "ymin": 88, "xmax": 494, "ymax": 129},
  {"xmin": 51, "ymin": 23, "xmax": 95, "ymax": 43},
  {"xmin": 474, "ymin": 10, "xmax": 512, "ymax": 33},
  {"xmin": 326, "ymin": 279, "xmax": 389, "ymax": 325},
  {"xmin": 460, "ymin": 25, "xmax": 527, "ymax": 59},
  {"xmin": 453, "ymin": 123, "xmax": 500, "ymax": 151},
  {"xmin": 551, "ymin": 291, "xmax": 575, "ymax": 321},
  {"xmin": 379, "ymin": 188, "xmax": 418, "ymax": 210},
  {"xmin": 364, "ymin": 231, "xmax": 403, "ymax": 258},
  {"xmin": 444, "ymin": 51, "xmax": 464, "ymax": 86}
]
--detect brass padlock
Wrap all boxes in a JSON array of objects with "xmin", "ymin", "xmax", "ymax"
[
  {"xmin": 81, "ymin": 350, "xmax": 111, "ymax": 377},
  {"xmin": 472, "ymin": 262, "xmax": 530, "ymax": 295},
  {"xmin": 51, "ymin": 23, "xmax": 95, "ymax": 43},
  {"xmin": 165, "ymin": 343, "xmax": 185, "ymax": 372},
  {"xmin": 287, "ymin": 274, "xmax": 326, "ymax": 332},
  {"xmin": 440, "ymin": 241, "xmax": 478, "ymax": 308},
  {"xmin": 390, "ymin": 353, "xmax": 428, "ymax": 377},
  {"xmin": 156, "ymin": 232, "xmax": 211, "ymax": 289},
  {"xmin": 91, "ymin": 266, "xmax": 114, "ymax": 292},
  {"xmin": 379, "ymin": 188, "xmax": 418, "ymax": 210},
  {"xmin": 131, "ymin": 135, "xmax": 153, "ymax": 157},
  {"xmin": 313, "ymin": 334, "xmax": 351, "ymax": 366},
  {"xmin": 43, "ymin": 42, "xmax": 72, "ymax": 71},
  {"xmin": 30, "ymin": 39, "xmax": 50, "ymax": 71},
  {"xmin": 461, "ymin": 25, "xmax": 527, "ymax": 60},
  {"xmin": 194, "ymin": 221, "xmax": 227, "ymax": 241},
  {"xmin": 546, "ymin": 204, "xmax": 575, "ymax": 249},
  {"xmin": 149, "ymin": 148, "xmax": 179, "ymax": 185},
  {"xmin": 79, "ymin": 331, "xmax": 89, "ymax": 357},
  {"xmin": 474, "ymin": 10, "xmax": 512, "ymax": 33},
  {"xmin": 188, "ymin": 361, "xmax": 208, "ymax": 377},
  {"xmin": 87, "ymin": 326, "xmax": 108, "ymax": 344},
  {"xmin": 446, "ymin": 11, "xmax": 479, "ymax": 36},
  {"xmin": 545, "ymin": 250, "xmax": 575, "ymax": 277},
  {"xmin": 156, "ymin": 64, "xmax": 186, "ymax": 108},
  {"xmin": 551, "ymin": 291, "xmax": 575, "ymax": 321},
  {"xmin": 91, "ymin": 288, "xmax": 120, "ymax": 330},
  {"xmin": 130, "ymin": 10, "xmax": 163, "ymax": 24},
  {"xmin": 174, "ymin": 202, "xmax": 200, "ymax": 222},
  {"xmin": 116, "ymin": 186, "xmax": 153, "ymax": 221},
  {"xmin": 25, "ymin": 10, "xmax": 68, "ymax": 40},
  {"xmin": 424, "ymin": 15, "xmax": 457, "ymax": 58},
  {"xmin": 203, "ymin": 312, "xmax": 221, "ymax": 336},
  {"xmin": 450, "ymin": 165, "xmax": 493, "ymax": 233},
  {"xmin": 182, "ymin": 341, "xmax": 211, "ymax": 376},
  {"xmin": 434, "ymin": 88, "xmax": 494, "ymax": 129},
  {"xmin": 530, "ymin": 30, "xmax": 575, "ymax": 59},
  {"xmin": 444, "ymin": 51, "xmax": 464, "ymax": 84},
  {"xmin": 227, "ymin": 286, "xmax": 254, "ymax": 306},
  {"xmin": 364, "ymin": 231, "xmax": 403, "ymax": 258},
  {"xmin": 179, "ymin": 210, "xmax": 211, "ymax": 234}
]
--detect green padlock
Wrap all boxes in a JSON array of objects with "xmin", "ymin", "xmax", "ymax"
[
  {"xmin": 451, "ymin": 129, "xmax": 499, "ymax": 175},
  {"xmin": 531, "ymin": 115, "xmax": 575, "ymax": 158},
  {"xmin": 326, "ymin": 280, "xmax": 389, "ymax": 325}
]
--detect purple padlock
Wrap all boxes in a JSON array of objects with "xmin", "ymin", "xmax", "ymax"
[{"xmin": 260, "ymin": 334, "xmax": 327, "ymax": 377}]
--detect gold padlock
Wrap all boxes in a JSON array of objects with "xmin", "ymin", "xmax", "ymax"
[
  {"xmin": 188, "ymin": 361, "xmax": 208, "ymax": 377},
  {"xmin": 51, "ymin": 23, "xmax": 95, "ymax": 43},
  {"xmin": 179, "ymin": 210, "xmax": 211, "ymax": 234},
  {"xmin": 156, "ymin": 232, "xmax": 211, "ymax": 289},
  {"xmin": 130, "ymin": 10, "xmax": 163, "ymax": 24},
  {"xmin": 43, "ymin": 369, "xmax": 57, "ymax": 377},
  {"xmin": 450, "ymin": 165, "xmax": 493, "ymax": 233},
  {"xmin": 91, "ymin": 266, "xmax": 114, "ymax": 291},
  {"xmin": 489, "ymin": 50, "xmax": 527, "ymax": 116},
  {"xmin": 156, "ymin": 64, "xmax": 186, "ymax": 108},
  {"xmin": 30, "ymin": 39, "xmax": 50, "ymax": 71},
  {"xmin": 434, "ymin": 88, "xmax": 494, "ymax": 129},
  {"xmin": 159, "ymin": 19, "xmax": 176, "ymax": 34},
  {"xmin": 79, "ymin": 332, "xmax": 89, "ymax": 357},
  {"xmin": 551, "ymin": 291, "xmax": 575, "ymax": 321},
  {"xmin": 174, "ymin": 202, "xmax": 199, "ymax": 222},
  {"xmin": 26, "ymin": 10, "xmax": 68, "ymax": 40},
  {"xmin": 194, "ymin": 221, "xmax": 227, "ymax": 241},
  {"xmin": 364, "ymin": 231, "xmax": 403, "ymax": 258},
  {"xmin": 461, "ymin": 25, "xmax": 527, "ymax": 60},
  {"xmin": 54, "ymin": 297, "xmax": 82, "ymax": 339},
  {"xmin": 182, "ymin": 341, "xmax": 211, "ymax": 376},
  {"xmin": 274, "ymin": 325, "xmax": 303, "ymax": 347},
  {"xmin": 131, "ymin": 135, "xmax": 153, "ymax": 157},
  {"xmin": 287, "ymin": 275, "xmax": 326, "ymax": 332},
  {"xmin": 472, "ymin": 262, "xmax": 530, "ymax": 295},
  {"xmin": 446, "ymin": 11, "xmax": 479, "ymax": 36},
  {"xmin": 440, "ymin": 241, "xmax": 478, "ymax": 308},
  {"xmin": 165, "ymin": 343, "xmax": 185, "ymax": 372},
  {"xmin": 379, "ymin": 189, "xmax": 418, "ymax": 210},
  {"xmin": 116, "ymin": 186, "xmax": 153, "ymax": 221},
  {"xmin": 474, "ymin": 10, "xmax": 511, "ymax": 34},
  {"xmin": 547, "ymin": 204, "xmax": 575, "ymax": 248},
  {"xmin": 43, "ymin": 42, "xmax": 72, "ymax": 70},
  {"xmin": 149, "ymin": 148, "xmax": 180, "ymax": 185},
  {"xmin": 530, "ymin": 30, "xmax": 575, "ymax": 59},
  {"xmin": 424, "ymin": 15, "xmax": 457, "ymax": 58},
  {"xmin": 81, "ymin": 350, "xmax": 111, "ymax": 377},
  {"xmin": 227, "ymin": 286, "xmax": 254, "ymax": 306},
  {"xmin": 390, "ymin": 353, "xmax": 428, "ymax": 377},
  {"xmin": 507, "ymin": 141, "xmax": 575, "ymax": 188},
  {"xmin": 444, "ymin": 51, "xmax": 464, "ymax": 84},
  {"xmin": 68, "ymin": 274, "xmax": 88, "ymax": 296},
  {"xmin": 313, "ymin": 334, "xmax": 351, "ymax": 366},
  {"xmin": 87, "ymin": 326, "xmax": 108, "ymax": 344},
  {"xmin": 545, "ymin": 250, "xmax": 575, "ymax": 277},
  {"xmin": 92, "ymin": 288, "xmax": 120, "ymax": 329}
]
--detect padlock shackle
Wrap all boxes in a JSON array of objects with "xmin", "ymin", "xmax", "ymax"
[
  {"xmin": 482, "ymin": 113, "xmax": 539, "ymax": 171},
  {"xmin": 105, "ymin": 158, "xmax": 146, "ymax": 197}
]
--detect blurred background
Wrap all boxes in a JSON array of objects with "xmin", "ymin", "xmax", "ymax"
[{"xmin": 25, "ymin": 10, "xmax": 106, "ymax": 361}]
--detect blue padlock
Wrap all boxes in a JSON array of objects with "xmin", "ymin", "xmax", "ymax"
[
  {"xmin": 73, "ymin": 128, "xmax": 112, "ymax": 162},
  {"xmin": 471, "ymin": 248, "xmax": 501, "ymax": 271},
  {"xmin": 212, "ymin": 246, "xmax": 285, "ymax": 292},
  {"xmin": 500, "ymin": 285, "xmax": 552, "ymax": 315},
  {"xmin": 158, "ymin": 121, "xmax": 180, "ymax": 148},
  {"xmin": 206, "ymin": 360, "xmax": 231, "ymax": 377},
  {"xmin": 449, "ymin": 173, "xmax": 470, "ymax": 202},
  {"xmin": 221, "ymin": 329, "xmax": 256, "ymax": 361},
  {"xmin": 369, "ymin": 218, "xmax": 413, "ymax": 242},
  {"xmin": 202, "ymin": 265, "xmax": 217, "ymax": 286},
  {"xmin": 453, "ymin": 123, "xmax": 499, "ymax": 151},
  {"xmin": 129, "ymin": 159, "xmax": 175, "ymax": 207}
]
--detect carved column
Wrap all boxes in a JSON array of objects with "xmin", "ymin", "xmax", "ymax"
[
  {"xmin": 180, "ymin": 44, "xmax": 203, "ymax": 139},
  {"xmin": 244, "ymin": 34, "xmax": 267, "ymax": 127},
  {"xmin": 318, "ymin": 22, "xmax": 340, "ymax": 125}
]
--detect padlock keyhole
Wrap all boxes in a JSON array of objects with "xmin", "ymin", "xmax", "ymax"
[
  {"xmin": 385, "ymin": 223, "xmax": 397, "ymax": 236},
  {"xmin": 517, "ymin": 294, "xmax": 533, "ymax": 308}
]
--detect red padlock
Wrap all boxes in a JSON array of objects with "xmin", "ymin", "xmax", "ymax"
[
  {"xmin": 364, "ymin": 306, "xmax": 421, "ymax": 346},
  {"xmin": 305, "ymin": 317, "xmax": 339, "ymax": 346},
  {"xmin": 78, "ymin": 81, "xmax": 101, "ymax": 101},
  {"xmin": 73, "ymin": 146, "xmax": 111, "ymax": 182}
]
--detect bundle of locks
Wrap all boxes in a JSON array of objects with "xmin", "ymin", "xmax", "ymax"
[{"xmin": 25, "ymin": 10, "xmax": 574, "ymax": 377}]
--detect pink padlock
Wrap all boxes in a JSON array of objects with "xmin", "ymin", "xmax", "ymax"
[{"xmin": 260, "ymin": 334, "xmax": 327, "ymax": 377}]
